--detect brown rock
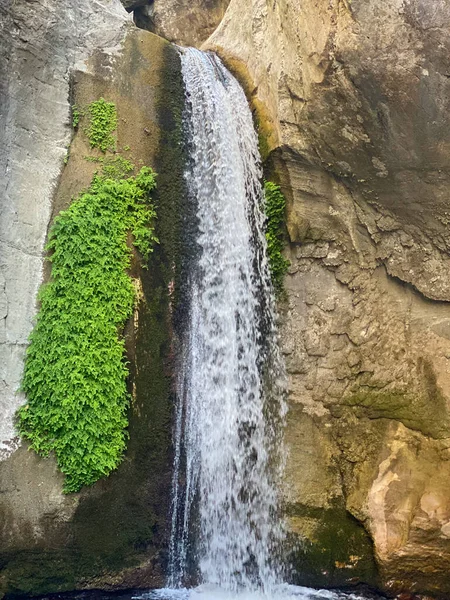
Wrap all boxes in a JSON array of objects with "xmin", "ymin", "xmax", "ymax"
[
  {"xmin": 123, "ymin": 0, "xmax": 231, "ymax": 46},
  {"xmin": 191, "ymin": 0, "xmax": 450, "ymax": 595}
]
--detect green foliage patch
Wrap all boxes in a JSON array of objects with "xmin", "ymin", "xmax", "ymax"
[
  {"xmin": 18, "ymin": 167, "xmax": 157, "ymax": 493},
  {"xmin": 72, "ymin": 105, "xmax": 81, "ymax": 129},
  {"xmin": 86, "ymin": 98, "xmax": 118, "ymax": 152},
  {"xmin": 264, "ymin": 180, "xmax": 290, "ymax": 293}
]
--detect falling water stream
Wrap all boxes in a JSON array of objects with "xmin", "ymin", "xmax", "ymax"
[
  {"xmin": 140, "ymin": 48, "xmax": 383, "ymax": 600},
  {"xmin": 168, "ymin": 47, "xmax": 287, "ymax": 594},
  {"xmin": 27, "ymin": 46, "xmax": 386, "ymax": 600}
]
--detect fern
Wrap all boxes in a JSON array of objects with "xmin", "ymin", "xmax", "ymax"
[
  {"xmin": 18, "ymin": 167, "xmax": 157, "ymax": 493},
  {"xmin": 264, "ymin": 180, "xmax": 289, "ymax": 294},
  {"xmin": 86, "ymin": 98, "xmax": 118, "ymax": 152}
]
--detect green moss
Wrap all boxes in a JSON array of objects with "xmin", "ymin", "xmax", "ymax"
[
  {"xmin": 86, "ymin": 98, "xmax": 118, "ymax": 152},
  {"xmin": 154, "ymin": 44, "xmax": 188, "ymax": 308},
  {"xmin": 1, "ymin": 550, "xmax": 79, "ymax": 597},
  {"xmin": 83, "ymin": 155, "xmax": 104, "ymax": 163},
  {"xmin": 264, "ymin": 180, "xmax": 290, "ymax": 294},
  {"xmin": 18, "ymin": 168, "xmax": 158, "ymax": 493},
  {"xmin": 335, "ymin": 368, "xmax": 450, "ymax": 440},
  {"xmin": 257, "ymin": 117, "xmax": 271, "ymax": 162},
  {"xmin": 287, "ymin": 502, "xmax": 378, "ymax": 589}
]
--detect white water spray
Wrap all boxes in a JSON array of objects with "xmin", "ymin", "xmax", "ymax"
[{"xmin": 168, "ymin": 48, "xmax": 287, "ymax": 594}]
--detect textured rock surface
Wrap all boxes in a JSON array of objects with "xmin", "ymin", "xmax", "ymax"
[
  {"xmin": 194, "ymin": 0, "xmax": 450, "ymax": 596},
  {"xmin": 123, "ymin": 0, "xmax": 231, "ymax": 46},
  {"xmin": 122, "ymin": 0, "xmax": 151, "ymax": 11},
  {"xmin": 4, "ymin": 0, "xmax": 450, "ymax": 596},
  {"xmin": 0, "ymin": 0, "xmax": 129, "ymax": 460},
  {"xmin": 0, "ymin": 2, "xmax": 184, "ymax": 594}
]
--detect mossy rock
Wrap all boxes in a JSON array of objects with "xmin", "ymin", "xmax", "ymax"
[
  {"xmin": 287, "ymin": 501, "xmax": 379, "ymax": 589},
  {"xmin": 335, "ymin": 387, "xmax": 449, "ymax": 440},
  {"xmin": 0, "ymin": 36, "xmax": 186, "ymax": 599}
]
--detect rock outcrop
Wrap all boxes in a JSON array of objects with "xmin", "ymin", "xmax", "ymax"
[
  {"xmin": 0, "ymin": 1, "xmax": 185, "ymax": 595},
  {"xmin": 130, "ymin": 0, "xmax": 231, "ymax": 47},
  {"xmin": 133, "ymin": 0, "xmax": 450, "ymax": 596},
  {"xmin": 0, "ymin": 0, "xmax": 129, "ymax": 459}
]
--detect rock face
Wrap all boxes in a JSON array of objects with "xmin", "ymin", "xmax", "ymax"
[
  {"xmin": 4, "ymin": 0, "xmax": 450, "ymax": 596},
  {"xmin": 136, "ymin": 0, "xmax": 450, "ymax": 596},
  {"xmin": 0, "ymin": 1, "xmax": 185, "ymax": 596},
  {"xmin": 208, "ymin": 1, "xmax": 450, "ymax": 597},
  {"xmin": 0, "ymin": 0, "xmax": 129, "ymax": 459},
  {"xmin": 131, "ymin": 0, "xmax": 231, "ymax": 47}
]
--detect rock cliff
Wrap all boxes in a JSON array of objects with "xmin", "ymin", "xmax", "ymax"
[
  {"xmin": 0, "ymin": 0, "xmax": 129, "ymax": 459},
  {"xmin": 3, "ymin": 0, "xmax": 450, "ymax": 596},
  {"xmin": 0, "ymin": 1, "xmax": 185, "ymax": 595},
  {"xmin": 127, "ymin": 0, "xmax": 450, "ymax": 596}
]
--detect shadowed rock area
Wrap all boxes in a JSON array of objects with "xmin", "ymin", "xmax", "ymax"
[{"xmin": 127, "ymin": 0, "xmax": 231, "ymax": 47}]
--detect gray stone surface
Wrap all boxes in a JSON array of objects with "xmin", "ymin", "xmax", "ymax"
[
  {"xmin": 0, "ymin": 0, "xmax": 130, "ymax": 459},
  {"xmin": 122, "ymin": 0, "xmax": 231, "ymax": 46}
]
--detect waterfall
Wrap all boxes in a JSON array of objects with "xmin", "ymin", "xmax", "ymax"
[{"xmin": 168, "ymin": 47, "xmax": 287, "ymax": 594}]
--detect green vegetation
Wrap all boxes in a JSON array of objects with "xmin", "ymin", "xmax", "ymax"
[
  {"xmin": 264, "ymin": 180, "xmax": 289, "ymax": 293},
  {"xmin": 18, "ymin": 167, "xmax": 157, "ymax": 493},
  {"xmin": 86, "ymin": 98, "xmax": 118, "ymax": 152},
  {"xmin": 102, "ymin": 155, "xmax": 135, "ymax": 179},
  {"xmin": 72, "ymin": 105, "xmax": 81, "ymax": 129}
]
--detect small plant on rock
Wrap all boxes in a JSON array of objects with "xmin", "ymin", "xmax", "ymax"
[
  {"xmin": 264, "ymin": 180, "xmax": 290, "ymax": 294},
  {"xmin": 86, "ymin": 98, "xmax": 118, "ymax": 152}
]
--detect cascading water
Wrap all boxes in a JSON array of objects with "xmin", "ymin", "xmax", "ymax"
[
  {"xmin": 135, "ymin": 47, "xmax": 387, "ymax": 600},
  {"xmin": 168, "ymin": 47, "xmax": 287, "ymax": 594}
]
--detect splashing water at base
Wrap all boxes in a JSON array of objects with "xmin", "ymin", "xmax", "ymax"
[{"xmin": 134, "ymin": 586, "xmax": 386, "ymax": 600}]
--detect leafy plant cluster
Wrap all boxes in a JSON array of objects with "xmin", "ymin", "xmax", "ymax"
[
  {"xmin": 72, "ymin": 104, "xmax": 81, "ymax": 129},
  {"xmin": 86, "ymin": 98, "xmax": 118, "ymax": 152},
  {"xmin": 18, "ymin": 167, "xmax": 157, "ymax": 493},
  {"xmin": 264, "ymin": 180, "xmax": 290, "ymax": 293},
  {"xmin": 84, "ymin": 154, "xmax": 135, "ymax": 180}
]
